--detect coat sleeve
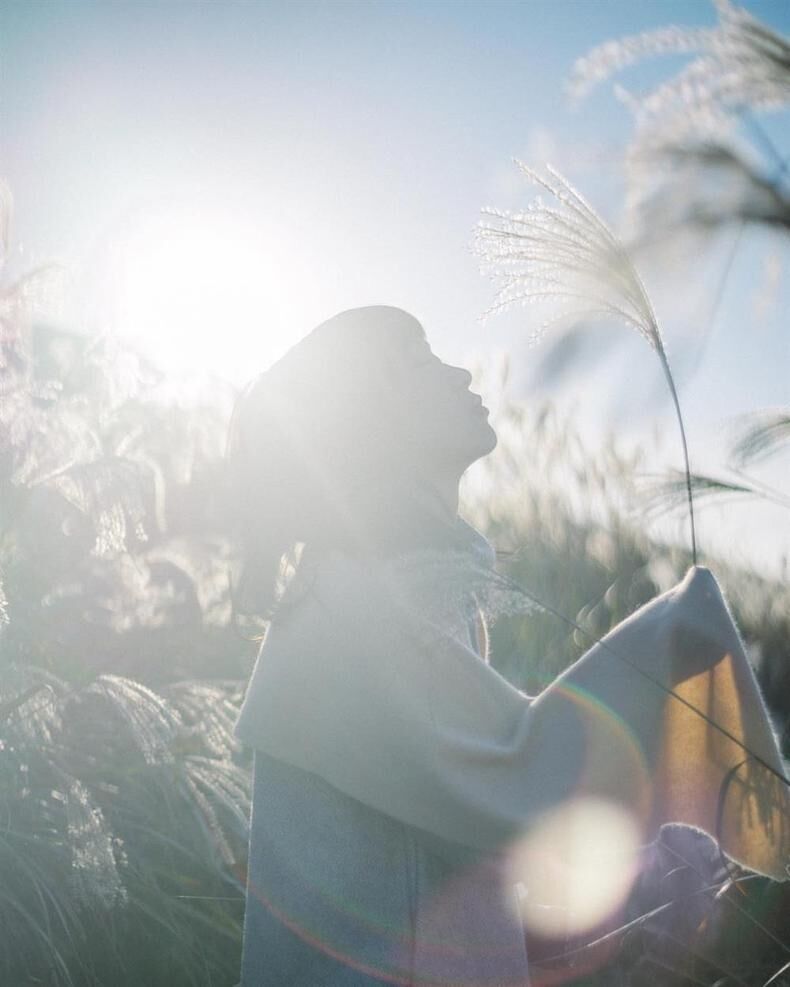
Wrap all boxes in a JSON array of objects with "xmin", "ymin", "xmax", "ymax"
[{"xmin": 234, "ymin": 561, "xmax": 790, "ymax": 881}]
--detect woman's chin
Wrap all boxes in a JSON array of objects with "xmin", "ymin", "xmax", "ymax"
[
  {"xmin": 467, "ymin": 422, "xmax": 498, "ymax": 464},
  {"xmin": 481, "ymin": 420, "xmax": 498, "ymax": 455}
]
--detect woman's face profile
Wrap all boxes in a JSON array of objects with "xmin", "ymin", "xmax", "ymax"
[{"xmin": 393, "ymin": 328, "xmax": 498, "ymax": 472}]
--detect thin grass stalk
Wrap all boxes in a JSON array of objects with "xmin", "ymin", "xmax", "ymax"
[
  {"xmin": 730, "ymin": 468, "xmax": 790, "ymax": 509},
  {"xmin": 659, "ymin": 345, "xmax": 698, "ymax": 563},
  {"xmin": 477, "ymin": 164, "xmax": 699, "ymax": 562},
  {"xmin": 645, "ymin": 926, "xmax": 753, "ymax": 987},
  {"xmin": 627, "ymin": 249, "xmax": 698, "ymax": 563},
  {"xmin": 660, "ymin": 838, "xmax": 790, "ymax": 958},
  {"xmin": 640, "ymin": 951, "xmax": 731, "ymax": 987},
  {"xmin": 745, "ymin": 113, "xmax": 790, "ymax": 179},
  {"xmin": 763, "ymin": 958, "xmax": 790, "ymax": 987},
  {"xmin": 534, "ymin": 874, "xmax": 761, "ymax": 966}
]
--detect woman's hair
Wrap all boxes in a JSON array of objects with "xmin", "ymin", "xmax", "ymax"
[{"xmin": 222, "ymin": 306, "xmax": 465, "ymax": 630}]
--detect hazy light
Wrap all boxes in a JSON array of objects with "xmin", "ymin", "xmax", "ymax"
[
  {"xmin": 104, "ymin": 204, "xmax": 295, "ymax": 379},
  {"xmin": 506, "ymin": 797, "xmax": 641, "ymax": 938}
]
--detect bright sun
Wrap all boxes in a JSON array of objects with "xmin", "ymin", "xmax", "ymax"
[{"xmin": 104, "ymin": 203, "xmax": 296, "ymax": 381}]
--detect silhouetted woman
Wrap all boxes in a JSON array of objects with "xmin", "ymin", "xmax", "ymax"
[{"xmin": 225, "ymin": 306, "xmax": 788, "ymax": 986}]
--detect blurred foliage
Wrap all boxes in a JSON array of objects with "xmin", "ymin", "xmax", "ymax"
[
  {"xmin": 568, "ymin": 0, "xmax": 790, "ymax": 247},
  {"xmin": 0, "ymin": 663, "xmax": 250, "ymax": 986},
  {"xmin": 1, "ymin": 314, "xmax": 254, "ymax": 686},
  {"xmin": 462, "ymin": 389, "xmax": 790, "ymax": 749},
  {"xmin": 1, "ymin": 242, "xmax": 257, "ymax": 983}
]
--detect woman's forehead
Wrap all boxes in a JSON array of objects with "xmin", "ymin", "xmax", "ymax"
[
  {"xmin": 262, "ymin": 308, "xmax": 428, "ymax": 387},
  {"xmin": 322, "ymin": 306, "xmax": 427, "ymax": 357},
  {"xmin": 371, "ymin": 314, "xmax": 426, "ymax": 352},
  {"xmin": 319, "ymin": 305, "xmax": 423, "ymax": 333}
]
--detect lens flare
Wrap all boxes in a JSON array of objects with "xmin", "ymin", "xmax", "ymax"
[{"xmin": 506, "ymin": 796, "xmax": 641, "ymax": 938}]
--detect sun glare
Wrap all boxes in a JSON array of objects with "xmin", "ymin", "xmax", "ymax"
[
  {"xmin": 104, "ymin": 204, "xmax": 296, "ymax": 381},
  {"xmin": 506, "ymin": 797, "xmax": 641, "ymax": 938}
]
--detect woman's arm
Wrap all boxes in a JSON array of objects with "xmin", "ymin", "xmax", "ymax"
[{"xmin": 234, "ymin": 561, "xmax": 789, "ymax": 879}]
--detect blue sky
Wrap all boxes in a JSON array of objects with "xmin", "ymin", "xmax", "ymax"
[{"xmin": 2, "ymin": 0, "xmax": 789, "ymax": 571}]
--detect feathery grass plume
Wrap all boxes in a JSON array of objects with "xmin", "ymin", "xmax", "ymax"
[
  {"xmin": 66, "ymin": 778, "xmax": 127, "ymax": 908},
  {"xmin": 567, "ymin": 0, "xmax": 790, "ymax": 142},
  {"xmin": 0, "ymin": 661, "xmax": 251, "ymax": 985},
  {"xmin": 164, "ymin": 679, "xmax": 245, "ymax": 758},
  {"xmin": 77, "ymin": 674, "xmax": 183, "ymax": 766},
  {"xmin": 474, "ymin": 162, "xmax": 698, "ymax": 561},
  {"xmin": 567, "ymin": 1, "xmax": 790, "ymax": 246},
  {"xmin": 630, "ymin": 138, "xmax": 790, "ymax": 242},
  {"xmin": 182, "ymin": 755, "xmax": 251, "ymax": 869}
]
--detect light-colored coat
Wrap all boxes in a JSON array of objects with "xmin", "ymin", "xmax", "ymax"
[{"xmin": 235, "ymin": 520, "xmax": 789, "ymax": 983}]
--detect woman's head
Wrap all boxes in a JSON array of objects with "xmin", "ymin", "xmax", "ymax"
[{"xmin": 224, "ymin": 305, "xmax": 496, "ymax": 622}]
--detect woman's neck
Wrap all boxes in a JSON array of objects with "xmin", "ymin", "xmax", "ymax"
[{"xmin": 420, "ymin": 476, "xmax": 460, "ymax": 526}]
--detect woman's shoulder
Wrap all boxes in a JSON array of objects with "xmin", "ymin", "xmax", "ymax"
[{"xmin": 274, "ymin": 516, "xmax": 521, "ymax": 638}]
